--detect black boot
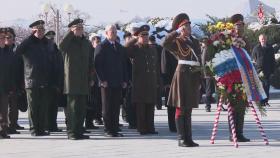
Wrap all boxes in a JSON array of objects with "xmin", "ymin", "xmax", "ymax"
[
  {"xmin": 175, "ymin": 115, "xmax": 188, "ymax": 147},
  {"xmin": 235, "ymin": 111, "xmax": 250, "ymax": 142},
  {"xmin": 168, "ymin": 107, "xmax": 177, "ymax": 132},
  {"xmin": 228, "ymin": 109, "xmax": 250, "ymax": 142},
  {"xmin": 185, "ymin": 112, "xmax": 199, "ymax": 147}
]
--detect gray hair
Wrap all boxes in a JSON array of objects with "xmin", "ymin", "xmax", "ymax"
[{"xmin": 105, "ymin": 24, "xmax": 117, "ymax": 32}]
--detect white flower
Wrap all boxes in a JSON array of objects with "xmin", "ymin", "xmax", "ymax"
[
  {"xmin": 213, "ymin": 40, "xmax": 220, "ymax": 46},
  {"xmin": 275, "ymin": 53, "xmax": 280, "ymax": 60}
]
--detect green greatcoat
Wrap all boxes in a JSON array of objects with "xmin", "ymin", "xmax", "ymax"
[
  {"xmin": 59, "ymin": 31, "xmax": 93, "ymax": 95},
  {"xmin": 59, "ymin": 31, "xmax": 93, "ymax": 138}
]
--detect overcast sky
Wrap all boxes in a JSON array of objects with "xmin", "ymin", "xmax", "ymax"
[{"xmin": 0, "ymin": 0, "xmax": 279, "ymax": 26}]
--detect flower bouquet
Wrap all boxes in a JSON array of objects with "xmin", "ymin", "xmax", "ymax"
[
  {"xmin": 206, "ymin": 22, "xmax": 267, "ymax": 114},
  {"xmin": 208, "ymin": 21, "xmax": 269, "ymax": 147}
]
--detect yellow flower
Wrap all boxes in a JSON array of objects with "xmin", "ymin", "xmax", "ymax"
[
  {"xmin": 226, "ymin": 22, "xmax": 234, "ymax": 30},
  {"xmin": 208, "ymin": 25, "xmax": 216, "ymax": 33},
  {"xmin": 226, "ymin": 38, "xmax": 232, "ymax": 45},
  {"xmin": 215, "ymin": 22, "xmax": 227, "ymax": 30}
]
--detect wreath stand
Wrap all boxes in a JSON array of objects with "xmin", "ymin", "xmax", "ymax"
[{"xmin": 210, "ymin": 95, "xmax": 269, "ymax": 148}]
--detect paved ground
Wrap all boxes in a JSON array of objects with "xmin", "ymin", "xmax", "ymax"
[{"xmin": 1, "ymin": 99, "xmax": 280, "ymax": 158}]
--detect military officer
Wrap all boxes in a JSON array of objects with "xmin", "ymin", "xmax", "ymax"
[
  {"xmin": 16, "ymin": 20, "xmax": 54, "ymax": 136},
  {"xmin": 125, "ymin": 25, "xmax": 159, "ymax": 135},
  {"xmin": 59, "ymin": 19, "xmax": 93, "ymax": 140}
]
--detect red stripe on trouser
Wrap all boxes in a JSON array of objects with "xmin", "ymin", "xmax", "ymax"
[{"xmin": 175, "ymin": 107, "xmax": 182, "ymax": 119}]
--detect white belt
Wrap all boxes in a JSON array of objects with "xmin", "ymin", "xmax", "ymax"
[{"xmin": 178, "ymin": 60, "xmax": 200, "ymax": 66}]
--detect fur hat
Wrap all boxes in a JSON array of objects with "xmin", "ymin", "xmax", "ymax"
[{"xmin": 172, "ymin": 13, "xmax": 190, "ymax": 31}]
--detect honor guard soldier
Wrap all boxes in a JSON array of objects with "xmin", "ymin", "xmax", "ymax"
[{"xmin": 162, "ymin": 13, "xmax": 202, "ymax": 147}]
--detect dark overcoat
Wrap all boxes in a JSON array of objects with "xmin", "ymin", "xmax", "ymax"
[{"xmin": 125, "ymin": 38, "xmax": 159, "ymax": 104}]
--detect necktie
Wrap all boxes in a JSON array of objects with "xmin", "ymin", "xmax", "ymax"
[{"xmin": 113, "ymin": 43, "xmax": 116, "ymax": 51}]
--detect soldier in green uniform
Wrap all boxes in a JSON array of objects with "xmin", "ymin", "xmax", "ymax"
[{"xmin": 59, "ymin": 19, "xmax": 94, "ymax": 140}]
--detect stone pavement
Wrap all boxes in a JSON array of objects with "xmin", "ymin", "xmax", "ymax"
[{"xmin": 0, "ymin": 99, "xmax": 280, "ymax": 158}]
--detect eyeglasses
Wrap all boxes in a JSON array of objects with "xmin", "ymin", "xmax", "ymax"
[
  {"xmin": 35, "ymin": 27, "xmax": 45, "ymax": 31},
  {"xmin": 140, "ymin": 33, "xmax": 149, "ymax": 37}
]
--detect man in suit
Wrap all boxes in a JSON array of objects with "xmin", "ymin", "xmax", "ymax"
[
  {"xmin": 252, "ymin": 34, "xmax": 276, "ymax": 106},
  {"xmin": 94, "ymin": 24, "xmax": 128, "ymax": 137}
]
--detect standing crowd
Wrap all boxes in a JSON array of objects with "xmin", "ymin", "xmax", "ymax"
[{"xmin": 0, "ymin": 12, "xmax": 276, "ymax": 147}]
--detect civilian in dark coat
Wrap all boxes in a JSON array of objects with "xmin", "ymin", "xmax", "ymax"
[
  {"xmin": 5, "ymin": 27, "xmax": 24, "ymax": 134},
  {"xmin": 161, "ymin": 48, "xmax": 177, "ymax": 132},
  {"xmin": 201, "ymin": 38, "xmax": 216, "ymax": 112},
  {"xmin": 45, "ymin": 31, "xmax": 63, "ymax": 132},
  {"xmin": 0, "ymin": 28, "xmax": 14, "ymax": 139},
  {"xmin": 122, "ymin": 32, "xmax": 137, "ymax": 129},
  {"xmin": 85, "ymin": 34, "xmax": 102, "ymax": 129},
  {"xmin": 252, "ymin": 34, "xmax": 276, "ymax": 106},
  {"xmin": 94, "ymin": 24, "xmax": 128, "ymax": 137}
]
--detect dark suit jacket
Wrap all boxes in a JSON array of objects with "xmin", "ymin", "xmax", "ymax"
[
  {"xmin": 94, "ymin": 39, "xmax": 128, "ymax": 88},
  {"xmin": 252, "ymin": 43, "xmax": 276, "ymax": 77}
]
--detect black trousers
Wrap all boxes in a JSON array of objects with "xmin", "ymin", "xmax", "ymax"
[
  {"xmin": 261, "ymin": 76, "xmax": 270, "ymax": 103},
  {"xmin": 205, "ymin": 78, "xmax": 215, "ymax": 107},
  {"xmin": 0, "ymin": 94, "xmax": 9, "ymax": 135},
  {"xmin": 93, "ymin": 85, "xmax": 102, "ymax": 120},
  {"xmin": 26, "ymin": 88, "xmax": 50, "ymax": 134},
  {"xmin": 101, "ymin": 87, "xmax": 122, "ymax": 134},
  {"xmin": 135, "ymin": 103, "xmax": 155, "ymax": 133},
  {"xmin": 164, "ymin": 87, "xmax": 176, "ymax": 132},
  {"xmin": 175, "ymin": 108, "xmax": 193, "ymax": 142},
  {"xmin": 228, "ymin": 102, "xmax": 246, "ymax": 137},
  {"xmin": 46, "ymin": 88, "xmax": 59, "ymax": 130},
  {"xmin": 122, "ymin": 87, "xmax": 136, "ymax": 127},
  {"xmin": 8, "ymin": 93, "xmax": 19, "ymax": 129}
]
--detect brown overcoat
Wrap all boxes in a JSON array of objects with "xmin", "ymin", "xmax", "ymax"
[
  {"xmin": 162, "ymin": 31, "xmax": 201, "ymax": 109},
  {"xmin": 125, "ymin": 38, "xmax": 159, "ymax": 104}
]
